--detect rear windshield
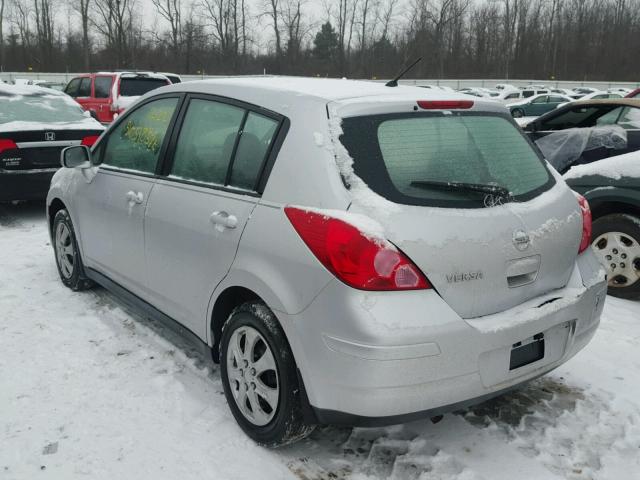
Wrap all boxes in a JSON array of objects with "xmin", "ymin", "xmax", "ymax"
[
  {"xmin": 340, "ymin": 113, "xmax": 553, "ymax": 208},
  {"xmin": 119, "ymin": 78, "xmax": 168, "ymax": 97},
  {"xmin": 0, "ymin": 91, "xmax": 87, "ymax": 124}
]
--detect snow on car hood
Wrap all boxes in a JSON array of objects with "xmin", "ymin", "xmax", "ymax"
[{"xmin": 563, "ymin": 150, "xmax": 640, "ymax": 180}]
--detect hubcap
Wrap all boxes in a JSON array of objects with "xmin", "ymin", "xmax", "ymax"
[
  {"xmin": 55, "ymin": 223, "xmax": 75, "ymax": 279},
  {"xmin": 592, "ymin": 231, "xmax": 640, "ymax": 288},
  {"xmin": 226, "ymin": 326, "xmax": 279, "ymax": 426}
]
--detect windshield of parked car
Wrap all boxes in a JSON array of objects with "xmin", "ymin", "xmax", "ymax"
[
  {"xmin": 538, "ymin": 105, "xmax": 640, "ymax": 130},
  {"xmin": 119, "ymin": 77, "xmax": 168, "ymax": 96},
  {"xmin": 340, "ymin": 113, "xmax": 553, "ymax": 208},
  {"xmin": 0, "ymin": 90, "xmax": 87, "ymax": 124}
]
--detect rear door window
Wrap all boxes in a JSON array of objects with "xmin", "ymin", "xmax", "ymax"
[
  {"xmin": 229, "ymin": 112, "xmax": 279, "ymax": 190},
  {"xmin": 340, "ymin": 113, "xmax": 553, "ymax": 208},
  {"xmin": 78, "ymin": 77, "xmax": 92, "ymax": 97},
  {"xmin": 94, "ymin": 76, "xmax": 113, "ymax": 98},
  {"xmin": 169, "ymin": 99, "xmax": 244, "ymax": 185},
  {"xmin": 102, "ymin": 97, "xmax": 179, "ymax": 174}
]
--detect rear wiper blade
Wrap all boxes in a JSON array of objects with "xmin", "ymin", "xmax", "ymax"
[{"xmin": 409, "ymin": 180, "xmax": 512, "ymax": 198}]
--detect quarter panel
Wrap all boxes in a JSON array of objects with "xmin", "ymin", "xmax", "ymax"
[{"xmin": 221, "ymin": 202, "xmax": 337, "ymax": 316}]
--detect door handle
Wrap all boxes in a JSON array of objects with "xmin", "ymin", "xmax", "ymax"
[
  {"xmin": 126, "ymin": 190, "xmax": 144, "ymax": 204},
  {"xmin": 210, "ymin": 211, "xmax": 238, "ymax": 229}
]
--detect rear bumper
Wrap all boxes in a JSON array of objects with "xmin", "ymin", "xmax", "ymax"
[
  {"xmin": 280, "ymin": 250, "xmax": 606, "ymax": 425},
  {"xmin": 0, "ymin": 168, "xmax": 57, "ymax": 202}
]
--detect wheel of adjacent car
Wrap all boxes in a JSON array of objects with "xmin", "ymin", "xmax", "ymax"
[
  {"xmin": 220, "ymin": 301, "xmax": 314, "ymax": 446},
  {"xmin": 511, "ymin": 108, "xmax": 525, "ymax": 118},
  {"xmin": 591, "ymin": 214, "xmax": 640, "ymax": 299},
  {"xmin": 52, "ymin": 209, "xmax": 93, "ymax": 291}
]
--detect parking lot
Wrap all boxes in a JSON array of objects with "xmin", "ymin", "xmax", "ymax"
[{"xmin": 1, "ymin": 201, "xmax": 639, "ymax": 480}]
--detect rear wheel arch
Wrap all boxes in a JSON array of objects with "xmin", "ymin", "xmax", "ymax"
[
  {"xmin": 210, "ymin": 286, "xmax": 263, "ymax": 362},
  {"xmin": 589, "ymin": 199, "xmax": 640, "ymax": 221}
]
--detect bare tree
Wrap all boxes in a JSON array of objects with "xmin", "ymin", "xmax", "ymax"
[
  {"xmin": 94, "ymin": 0, "xmax": 135, "ymax": 67},
  {"xmin": 152, "ymin": 0, "xmax": 182, "ymax": 60},
  {"xmin": 71, "ymin": 0, "xmax": 92, "ymax": 69}
]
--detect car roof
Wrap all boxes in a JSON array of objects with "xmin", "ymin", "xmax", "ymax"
[{"xmin": 155, "ymin": 76, "xmax": 495, "ymax": 111}]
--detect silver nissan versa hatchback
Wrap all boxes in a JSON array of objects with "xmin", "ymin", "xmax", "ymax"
[{"xmin": 47, "ymin": 77, "xmax": 607, "ymax": 446}]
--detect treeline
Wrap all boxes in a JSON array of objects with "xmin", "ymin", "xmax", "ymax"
[{"xmin": 0, "ymin": 0, "xmax": 639, "ymax": 81}]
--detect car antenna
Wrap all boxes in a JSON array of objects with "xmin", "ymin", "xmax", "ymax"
[{"xmin": 385, "ymin": 57, "xmax": 422, "ymax": 87}]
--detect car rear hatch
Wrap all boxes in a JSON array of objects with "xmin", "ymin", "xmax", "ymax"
[
  {"xmin": 115, "ymin": 75, "xmax": 170, "ymax": 111},
  {"xmin": 332, "ymin": 97, "xmax": 583, "ymax": 319},
  {"xmin": 0, "ymin": 129, "xmax": 102, "ymax": 171}
]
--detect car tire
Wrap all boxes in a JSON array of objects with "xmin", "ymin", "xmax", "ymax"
[
  {"xmin": 511, "ymin": 108, "xmax": 525, "ymax": 118},
  {"xmin": 220, "ymin": 301, "xmax": 314, "ymax": 447},
  {"xmin": 591, "ymin": 213, "xmax": 640, "ymax": 300},
  {"xmin": 52, "ymin": 209, "xmax": 93, "ymax": 291}
]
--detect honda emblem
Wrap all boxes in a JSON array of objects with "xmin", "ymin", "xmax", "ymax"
[{"xmin": 45, "ymin": 132, "xmax": 55, "ymax": 141}]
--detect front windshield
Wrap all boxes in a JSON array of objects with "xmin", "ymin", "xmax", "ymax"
[{"xmin": 0, "ymin": 91, "xmax": 87, "ymax": 124}]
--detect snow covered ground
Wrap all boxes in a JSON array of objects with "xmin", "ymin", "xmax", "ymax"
[{"xmin": 1, "ymin": 201, "xmax": 639, "ymax": 480}]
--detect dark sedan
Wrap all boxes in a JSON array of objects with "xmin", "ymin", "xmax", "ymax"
[
  {"xmin": 523, "ymin": 99, "xmax": 640, "ymax": 173},
  {"xmin": 0, "ymin": 84, "xmax": 105, "ymax": 201},
  {"xmin": 564, "ymin": 152, "xmax": 640, "ymax": 299}
]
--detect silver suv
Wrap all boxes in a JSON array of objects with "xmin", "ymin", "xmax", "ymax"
[{"xmin": 47, "ymin": 78, "xmax": 607, "ymax": 446}]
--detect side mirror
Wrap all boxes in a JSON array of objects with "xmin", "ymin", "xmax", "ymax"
[{"xmin": 61, "ymin": 145, "xmax": 91, "ymax": 169}]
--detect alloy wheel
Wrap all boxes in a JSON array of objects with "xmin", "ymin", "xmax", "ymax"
[
  {"xmin": 55, "ymin": 222, "xmax": 75, "ymax": 279},
  {"xmin": 226, "ymin": 326, "xmax": 279, "ymax": 426}
]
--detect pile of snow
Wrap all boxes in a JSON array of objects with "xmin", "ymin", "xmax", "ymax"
[{"xmin": 563, "ymin": 150, "xmax": 640, "ymax": 180}]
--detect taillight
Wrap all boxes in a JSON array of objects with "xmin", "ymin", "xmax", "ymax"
[
  {"xmin": 417, "ymin": 100, "xmax": 474, "ymax": 110},
  {"xmin": 577, "ymin": 194, "xmax": 592, "ymax": 253},
  {"xmin": 285, "ymin": 207, "xmax": 431, "ymax": 291},
  {"xmin": 0, "ymin": 139, "xmax": 18, "ymax": 154},
  {"xmin": 81, "ymin": 135, "xmax": 99, "ymax": 147}
]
